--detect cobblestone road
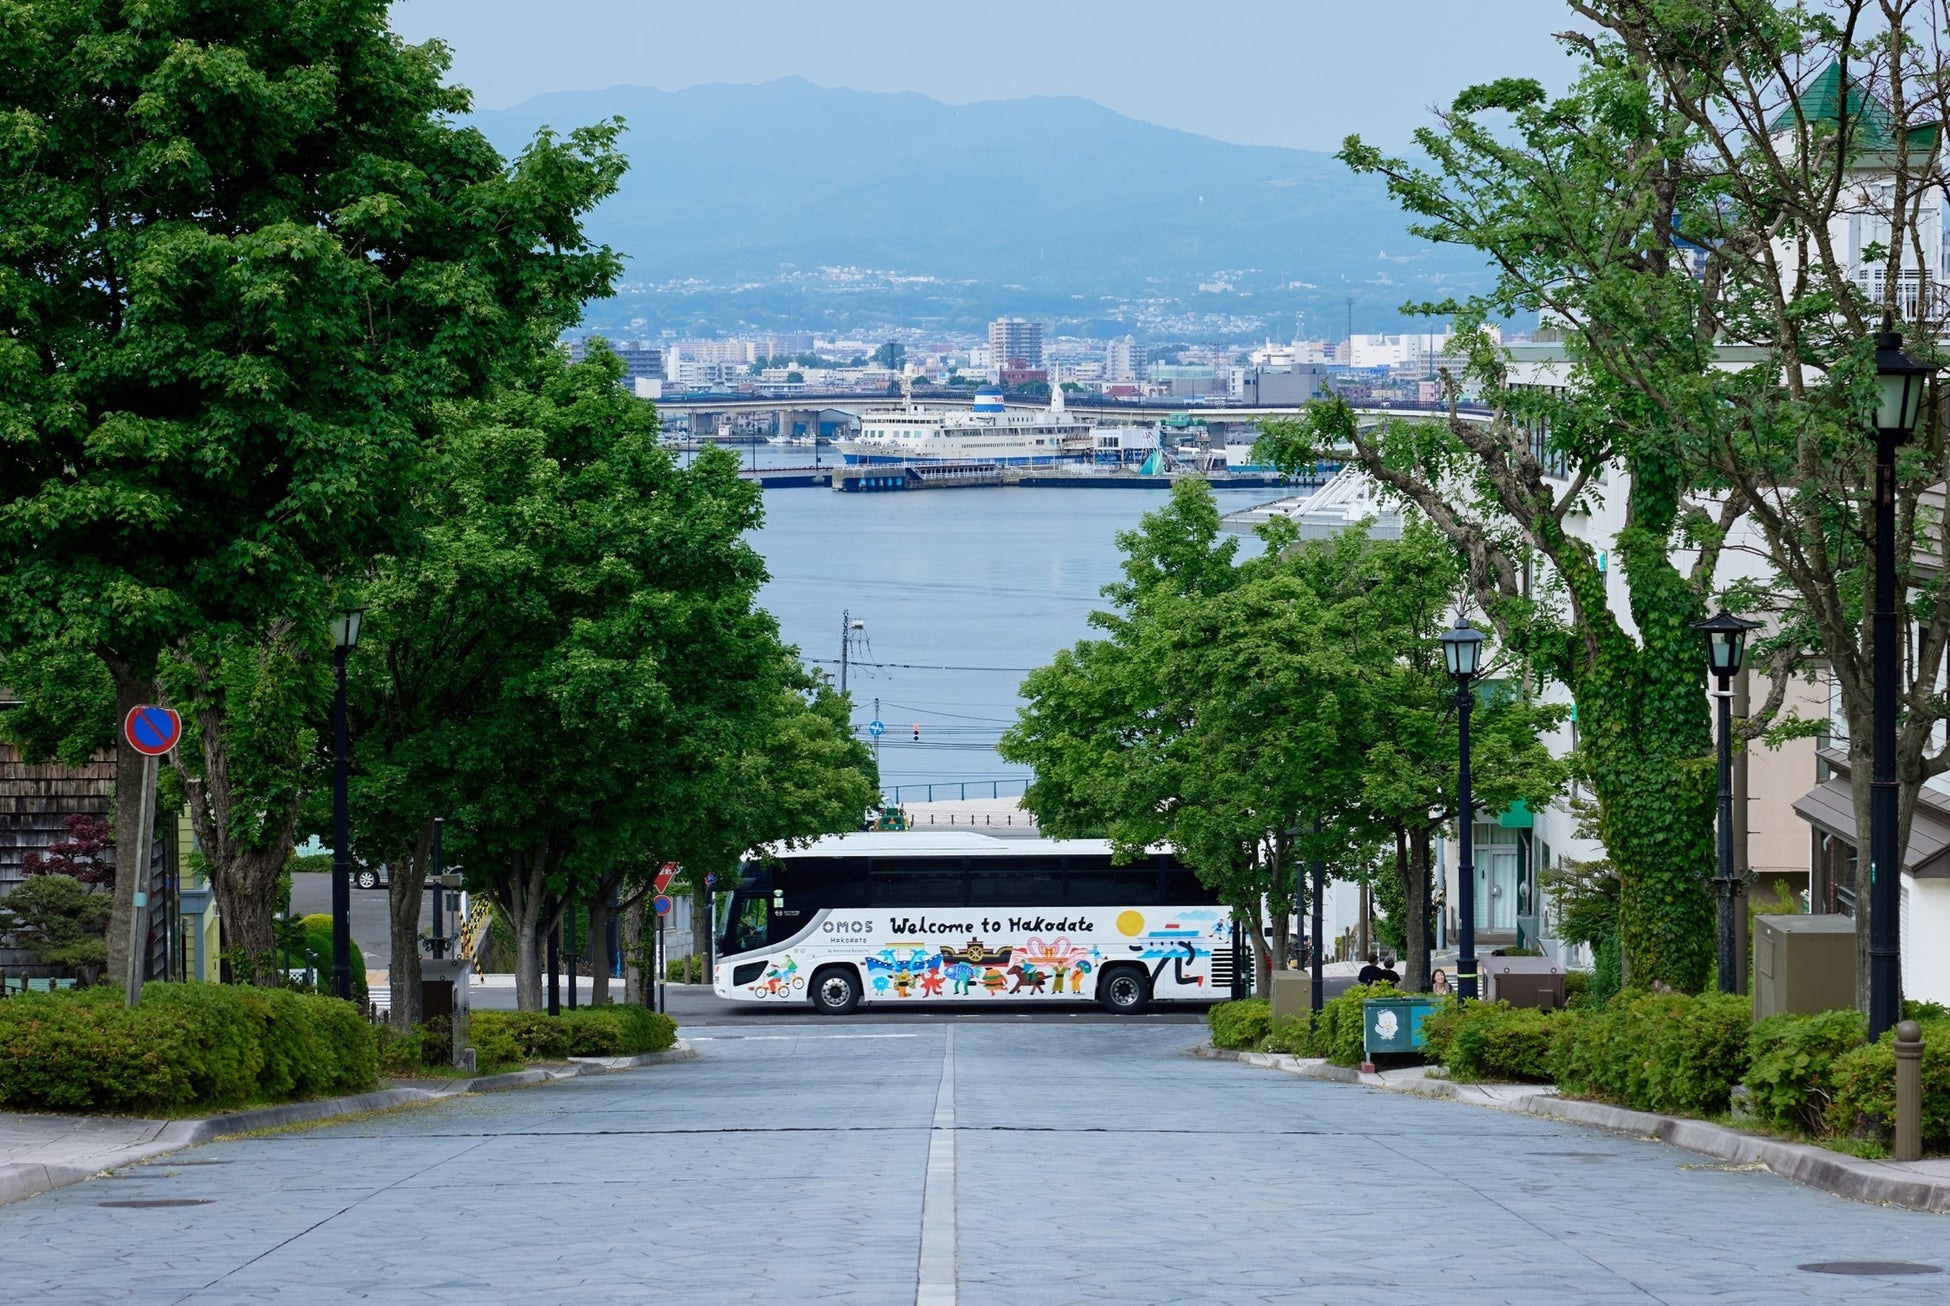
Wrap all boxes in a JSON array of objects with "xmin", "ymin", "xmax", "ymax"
[{"xmin": 1, "ymin": 1023, "xmax": 1946, "ymax": 1304}]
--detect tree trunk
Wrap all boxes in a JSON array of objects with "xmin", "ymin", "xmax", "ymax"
[
  {"xmin": 690, "ymin": 870, "xmax": 714, "ymax": 965},
  {"xmin": 621, "ymin": 891, "xmax": 647, "ymax": 1005},
  {"xmin": 208, "ymin": 843, "xmax": 294, "ymax": 985},
  {"xmin": 587, "ymin": 888, "xmax": 611, "ymax": 1005},
  {"xmin": 1244, "ymin": 902, "xmax": 1273, "ymax": 998},
  {"xmin": 500, "ymin": 844, "xmax": 550, "ymax": 1012},
  {"xmin": 172, "ymin": 650, "xmax": 305, "ymax": 986},
  {"xmin": 1402, "ymin": 826, "xmax": 1434, "ymax": 993},
  {"xmin": 100, "ymin": 657, "xmax": 152, "ymax": 994},
  {"xmin": 388, "ymin": 820, "xmax": 434, "ymax": 1030}
]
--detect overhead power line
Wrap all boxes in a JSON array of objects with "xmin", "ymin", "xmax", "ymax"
[{"xmin": 806, "ymin": 657, "xmax": 1037, "ymax": 673}]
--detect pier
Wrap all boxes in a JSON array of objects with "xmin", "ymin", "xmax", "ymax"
[{"xmin": 737, "ymin": 464, "xmax": 1304, "ymax": 492}]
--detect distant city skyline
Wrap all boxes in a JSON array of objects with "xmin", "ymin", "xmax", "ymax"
[{"xmin": 390, "ymin": 0, "xmax": 1581, "ymax": 153}]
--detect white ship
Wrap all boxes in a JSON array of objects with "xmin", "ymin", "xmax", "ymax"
[{"xmin": 835, "ymin": 386, "xmax": 1094, "ymax": 467}]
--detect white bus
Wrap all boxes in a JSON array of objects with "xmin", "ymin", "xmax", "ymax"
[{"xmin": 713, "ymin": 831, "xmax": 1241, "ymax": 1014}]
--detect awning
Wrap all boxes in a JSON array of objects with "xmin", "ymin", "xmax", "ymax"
[{"xmin": 1791, "ymin": 777, "xmax": 1950, "ymax": 878}]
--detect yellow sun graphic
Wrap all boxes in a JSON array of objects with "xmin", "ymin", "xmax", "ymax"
[{"xmin": 1116, "ymin": 910, "xmax": 1145, "ymax": 937}]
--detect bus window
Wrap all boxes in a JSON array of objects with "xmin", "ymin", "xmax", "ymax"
[
  {"xmin": 1161, "ymin": 863, "xmax": 1213, "ymax": 903},
  {"xmin": 1066, "ymin": 864, "xmax": 1163, "ymax": 906},
  {"xmin": 968, "ymin": 862, "xmax": 1063, "ymax": 907},
  {"xmin": 776, "ymin": 857, "xmax": 868, "ymax": 909},
  {"xmin": 869, "ymin": 858, "xmax": 966, "ymax": 907},
  {"xmin": 724, "ymin": 893, "xmax": 771, "ymax": 955}
]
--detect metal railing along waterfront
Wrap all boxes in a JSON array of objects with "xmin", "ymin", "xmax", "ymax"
[{"xmin": 883, "ymin": 778, "xmax": 1030, "ymax": 804}]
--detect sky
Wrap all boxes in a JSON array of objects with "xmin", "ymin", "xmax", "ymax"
[{"xmin": 389, "ymin": 0, "xmax": 1581, "ymax": 153}]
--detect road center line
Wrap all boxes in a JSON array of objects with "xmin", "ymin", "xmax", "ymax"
[{"xmin": 916, "ymin": 1026, "xmax": 957, "ymax": 1306}]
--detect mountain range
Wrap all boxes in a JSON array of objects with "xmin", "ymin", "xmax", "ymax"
[{"xmin": 469, "ymin": 78, "xmax": 1489, "ymax": 339}]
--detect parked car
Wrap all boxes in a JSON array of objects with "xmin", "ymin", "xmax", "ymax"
[{"xmin": 354, "ymin": 861, "xmax": 389, "ymax": 890}]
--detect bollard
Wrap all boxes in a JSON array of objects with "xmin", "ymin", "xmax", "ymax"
[{"xmin": 1895, "ymin": 1019, "xmax": 1924, "ymax": 1162}]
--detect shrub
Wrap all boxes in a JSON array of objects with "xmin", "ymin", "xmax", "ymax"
[
  {"xmin": 0, "ymin": 983, "xmax": 375, "ymax": 1113},
  {"xmin": 1265, "ymin": 1014, "xmax": 1314, "ymax": 1056},
  {"xmin": 664, "ymin": 955, "xmax": 707, "ymax": 984},
  {"xmin": 1562, "ymin": 970, "xmax": 1596, "ymax": 1010},
  {"xmin": 1431, "ymin": 1000, "xmax": 1561, "ymax": 1083},
  {"xmin": 563, "ymin": 1006, "xmax": 678, "ymax": 1056},
  {"xmin": 471, "ymin": 1006, "xmax": 678, "ymax": 1064},
  {"xmin": 469, "ymin": 1022, "xmax": 523, "ymax": 1073},
  {"xmin": 1551, "ymin": 991, "xmax": 1750, "ymax": 1116},
  {"xmin": 1207, "ymin": 998, "xmax": 1271, "ymax": 1050},
  {"xmin": 0, "ymin": 873, "xmax": 111, "ymax": 969},
  {"xmin": 1300, "ymin": 982, "xmax": 1402, "ymax": 1067},
  {"xmin": 1743, "ymin": 1008, "xmax": 1866, "ymax": 1136},
  {"xmin": 1827, "ymin": 1019, "xmax": 1950, "ymax": 1154}
]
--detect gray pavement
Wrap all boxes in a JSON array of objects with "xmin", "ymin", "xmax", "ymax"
[
  {"xmin": 1, "ymin": 1022, "xmax": 1946, "ymax": 1303},
  {"xmin": 289, "ymin": 872, "xmax": 429, "ymax": 972}
]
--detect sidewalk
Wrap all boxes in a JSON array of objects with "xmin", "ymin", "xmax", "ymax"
[
  {"xmin": 1199, "ymin": 1045, "xmax": 1950, "ymax": 1214},
  {"xmin": 0, "ymin": 1041, "xmax": 695, "ymax": 1208}
]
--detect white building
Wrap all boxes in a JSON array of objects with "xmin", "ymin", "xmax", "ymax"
[
  {"xmin": 1105, "ymin": 335, "xmax": 1146, "ymax": 382},
  {"xmin": 987, "ymin": 317, "xmax": 1045, "ymax": 371}
]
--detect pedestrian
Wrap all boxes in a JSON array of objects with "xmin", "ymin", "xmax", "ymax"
[
  {"xmin": 1431, "ymin": 968, "xmax": 1451, "ymax": 997},
  {"xmin": 1356, "ymin": 951, "xmax": 1388, "ymax": 985}
]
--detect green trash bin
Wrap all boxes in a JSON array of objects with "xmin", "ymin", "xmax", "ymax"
[{"xmin": 1363, "ymin": 997, "xmax": 1439, "ymax": 1058}]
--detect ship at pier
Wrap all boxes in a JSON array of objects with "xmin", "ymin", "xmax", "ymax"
[{"xmin": 836, "ymin": 385, "xmax": 1096, "ymax": 467}]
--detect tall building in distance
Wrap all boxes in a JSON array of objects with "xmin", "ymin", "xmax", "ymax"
[
  {"xmin": 1105, "ymin": 335, "xmax": 1146, "ymax": 383},
  {"xmin": 987, "ymin": 317, "xmax": 1044, "ymax": 371},
  {"xmin": 570, "ymin": 336, "xmax": 665, "ymax": 388}
]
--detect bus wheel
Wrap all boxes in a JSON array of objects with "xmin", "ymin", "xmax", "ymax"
[
  {"xmin": 1096, "ymin": 966, "xmax": 1151, "ymax": 1015},
  {"xmin": 810, "ymin": 966, "xmax": 862, "ymax": 1015}
]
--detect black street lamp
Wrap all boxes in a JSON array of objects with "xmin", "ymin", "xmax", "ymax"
[
  {"xmin": 330, "ymin": 604, "xmax": 365, "ymax": 1002},
  {"xmin": 1691, "ymin": 608, "xmax": 1761, "ymax": 994},
  {"xmin": 1439, "ymin": 615, "xmax": 1487, "ymax": 1001},
  {"xmin": 1869, "ymin": 328, "xmax": 1932, "ymax": 1040}
]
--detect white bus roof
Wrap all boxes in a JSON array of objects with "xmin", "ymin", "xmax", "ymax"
[{"xmin": 753, "ymin": 832, "xmax": 1167, "ymax": 859}]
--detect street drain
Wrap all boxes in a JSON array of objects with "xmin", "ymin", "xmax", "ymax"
[
  {"xmin": 1798, "ymin": 1262, "xmax": 1942, "ymax": 1277},
  {"xmin": 97, "ymin": 1199, "xmax": 214, "ymax": 1209}
]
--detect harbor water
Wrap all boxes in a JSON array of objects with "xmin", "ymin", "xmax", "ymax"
[{"xmin": 740, "ymin": 446, "xmax": 1273, "ymax": 799}]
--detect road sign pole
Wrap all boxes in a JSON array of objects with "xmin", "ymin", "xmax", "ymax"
[
  {"xmin": 657, "ymin": 912, "xmax": 666, "ymax": 1014},
  {"xmin": 124, "ymin": 752, "xmax": 159, "ymax": 1008}
]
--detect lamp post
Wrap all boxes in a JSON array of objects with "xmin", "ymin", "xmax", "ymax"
[
  {"xmin": 1439, "ymin": 616, "xmax": 1487, "ymax": 1000},
  {"xmin": 1691, "ymin": 608, "xmax": 1761, "ymax": 995},
  {"xmin": 329, "ymin": 604, "xmax": 366, "ymax": 1002},
  {"xmin": 1869, "ymin": 328, "xmax": 1932, "ymax": 1040}
]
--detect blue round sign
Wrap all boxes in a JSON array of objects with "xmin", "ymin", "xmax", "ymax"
[
  {"xmin": 652, "ymin": 895, "xmax": 673, "ymax": 917},
  {"xmin": 124, "ymin": 705, "xmax": 183, "ymax": 757},
  {"xmin": 867, "ymin": 719, "xmax": 885, "ymax": 737}
]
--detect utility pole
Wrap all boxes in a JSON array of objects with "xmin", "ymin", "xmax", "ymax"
[{"xmin": 839, "ymin": 611, "xmax": 864, "ymax": 694}]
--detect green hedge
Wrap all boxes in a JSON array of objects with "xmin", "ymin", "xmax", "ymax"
[
  {"xmin": 0, "ymin": 983, "xmax": 375, "ymax": 1113},
  {"xmin": 1252, "ymin": 983, "xmax": 1402, "ymax": 1066},
  {"xmin": 1551, "ymin": 991, "xmax": 1750, "ymax": 1116},
  {"xmin": 1421, "ymin": 999, "xmax": 1559, "ymax": 1083},
  {"xmin": 1207, "ymin": 998, "xmax": 1271, "ymax": 1050},
  {"xmin": 1743, "ymin": 1008, "xmax": 1866, "ymax": 1136},
  {"xmin": 471, "ymin": 1006, "xmax": 678, "ymax": 1064},
  {"xmin": 664, "ymin": 955, "xmax": 707, "ymax": 984},
  {"xmin": 1828, "ymin": 1018, "xmax": 1950, "ymax": 1153}
]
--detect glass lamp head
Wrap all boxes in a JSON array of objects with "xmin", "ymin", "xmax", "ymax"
[
  {"xmin": 331, "ymin": 605, "xmax": 367, "ymax": 650},
  {"xmin": 1874, "ymin": 330, "xmax": 1932, "ymax": 441},
  {"xmin": 1438, "ymin": 616, "xmax": 1486, "ymax": 681},
  {"xmin": 1690, "ymin": 608, "xmax": 1761, "ymax": 680}
]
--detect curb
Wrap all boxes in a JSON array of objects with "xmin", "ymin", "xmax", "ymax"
[
  {"xmin": 1202, "ymin": 1043, "xmax": 1950, "ymax": 1214},
  {"xmin": 0, "ymin": 1038, "xmax": 697, "ymax": 1209}
]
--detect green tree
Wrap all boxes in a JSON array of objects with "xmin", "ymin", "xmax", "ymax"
[
  {"xmin": 0, "ymin": 0, "xmax": 626, "ymax": 987},
  {"xmin": 349, "ymin": 346, "xmax": 874, "ymax": 1015},
  {"xmin": 0, "ymin": 875, "xmax": 111, "ymax": 971},
  {"xmin": 1261, "ymin": 3, "xmax": 1950, "ymax": 1003},
  {"xmin": 1004, "ymin": 481, "xmax": 1563, "ymax": 993}
]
